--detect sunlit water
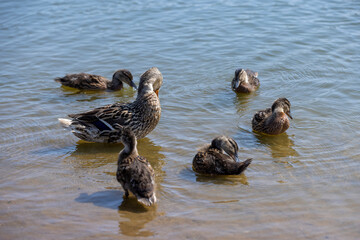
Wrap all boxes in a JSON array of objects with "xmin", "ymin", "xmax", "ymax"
[{"xmin": 1, "ymin": 0, "xmax": 360, "ymax": 239}]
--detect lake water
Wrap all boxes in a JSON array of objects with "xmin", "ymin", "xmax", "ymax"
[{"xmin": 1, "ymin": 0, "xmax": 359, "ymax": 239}]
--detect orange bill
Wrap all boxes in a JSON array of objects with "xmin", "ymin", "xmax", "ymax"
[{"xmin": 155, "ymin": 89, "xmax": 159, "ymax": 96}]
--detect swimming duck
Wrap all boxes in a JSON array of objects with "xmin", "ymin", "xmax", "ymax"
[
  {"xmin": 193, "ymin": 136, "xmax": 252, "ymax": 175},
  {"xmin": 231, "ymin": 68, "xmax": 260, "ymax": 93},
  {"xmin": 54, "ymin": 69, "xmax": 137, "ymax": 90},
  {"xmin": 58, "ymin": 67, "xmax": 162, "ymax": 143},
  {"xmin": 252, "ymin": 98, "xmax": 292, "ymax": 135},
  {"xmin": 116, "ymin": 127, "xmax": 156, "ymax": 206}
]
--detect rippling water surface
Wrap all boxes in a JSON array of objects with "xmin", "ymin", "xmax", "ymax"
[{"xmin": 1, "ymin": 0, "xmax": 360, "ymax": 239}]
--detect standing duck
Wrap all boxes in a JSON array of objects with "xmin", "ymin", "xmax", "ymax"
[
  {"xmin": 252, "ymin": 98, "xmax": 292, "ymax": 135},
  {"xmin": 193, "ymin": 136, "xmax": 252, "ymax": 175},
  {"xmin": 231, "ymin": 68, "xmax": 260, "ymax": 93},
  {"xmin": 116, "ymin": 127, "xmax": 156, "ymax": 206},
  {"xmin": 55, "ymin": 69, "xmax": 137, "ymax": 90},
  {"xmin": 58, "ymin": 67, "xmax": 163, "ymax": 143}
]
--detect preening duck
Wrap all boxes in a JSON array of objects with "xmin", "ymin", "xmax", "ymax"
[
  {"xmin": 55, "ymin": 69, "xmax": 137, "ymax": 90},
  {"xmin": 58, "ymin": 67, "xmax": 162, "ymax": 143},
  {"xmin": 193, "ymin": 136, "xmax": 252, "ymax": 175},
  {"xmin": 115, "ymin": 127, "xmax": 156, "ymax": 206},
  {"xmin": 231, "ymin": 68, "xmax": 260, "ymax": 93},
  {"xmin": 252, "ymin": 98, "xmax": 292, "ymax": 135}
]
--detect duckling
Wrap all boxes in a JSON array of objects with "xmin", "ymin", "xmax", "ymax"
[
  {"xmin": 193, "ymin": 136, "xmax": 252, "ymax": 175},
  {"xmin": 231, "ymin": 68, "xmax": 260, "ymax": 93},
  {"xmin": 252, "ymin": 98, "xmax": 293, "ymax": 135},
  {"xmin": 54, "ymin": 69, "xmax": 137, "ymax": 90},
  {"xmin": 58, "ymin": 67, "xmax": 162, "ymax": 143},
  {"xmin": 116, "ymin": 127, "xmax": 156, "ymax": 206}
]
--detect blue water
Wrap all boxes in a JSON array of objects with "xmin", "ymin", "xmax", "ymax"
[{"xmin": 1, "ymin": 0, "xmax": 360, "ymax": 239}]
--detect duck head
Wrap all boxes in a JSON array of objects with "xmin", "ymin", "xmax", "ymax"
[
  {"xmin": 111, "ymin": 69, "xmax": 137, "ymax": 90},
  {"xmin": 211, "ymin": 136, "xmax": 240, "ymax": 162},
  {"xmin": 271, "ymin": 98, "xmax": 293, "ymax": 119},
  {"xmin": 232, "ymin": 69, "xmax": 249, "ymax": 90},
  {"xmin": 137, "ymin": 67, "xmax": 163, "ymax": 97}
]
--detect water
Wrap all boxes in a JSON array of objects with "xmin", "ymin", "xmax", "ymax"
[{"xmin": 1, "ymin": 0, "xmax": 360, "ymax": 239}]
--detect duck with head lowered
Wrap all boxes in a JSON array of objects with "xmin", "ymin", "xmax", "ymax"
[
  {"xmin": 115, "ymin": 126, "xmax": 156, "ymax": 206},
  {"xmin": 193, "ymin": 136, "xmax": 252, "ymax": 175},
  {"xmin": 58, "ymin": 67, "xmax": 163, "ymax": 143},
  {"xmin": 55, "ymin": 69, "xmax": 137, "ymax": 91},
  {"xmin": 231, "ymin": 68, "xmax": 260, "ymax": 93},
  {"xmin": 252, "ymin": 98, "xmax": 292, "ymax": 135}
]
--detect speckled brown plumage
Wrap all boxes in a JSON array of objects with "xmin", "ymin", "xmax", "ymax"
[
  {"xmin": 252, "ymin": 98, "xmax": 292, "ymax": 135},
  {"xmin": 231, "ymin": 68, "xmax": 260, "ymax": 93},
  {"xmin": 54, "ymin": 69, "xmax": 136, "ymax": 90},
  {"xmin": 116, "ymin": 127, "xmax": 156, "ymax": 206},
  {"xmin": 58, "ymin": 67, "xmax": 162, "ymax": 142},
  {"xmin": 192, "ymin": 136, "xmax": 252, "ymax": 175}
]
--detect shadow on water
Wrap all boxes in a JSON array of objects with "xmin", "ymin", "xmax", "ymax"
[
  {"xmin": 179, "ymin": 167, "xmax": 249, "ymax": 186},
  {"xmin": 75, "ymin": 190, "xmax": 158, "ymax": 237},
  {"xmin": 253, "ymin": 132, "xmax": 299, "ymax": 159}
]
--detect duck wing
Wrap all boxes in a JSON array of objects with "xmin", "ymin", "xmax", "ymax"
[
  {"xmin": 193, "ymin": 151, "xmax": 216, "ymax": 174},
  {"xmin": 252, "ymin": 107, "xmax": 272, "ymax": 125},
  {"xmin": 193, "ymin": 150, "xmax": 252, "ymax": 175},
  {"xmin": 118, "ymin": 156, "xmax": 155, "ymax": 199},
  {"xmin": 245, "ymin": 69, "xmax": 260, "ymax": 87},
  {"xmin": 245, "ymin": 69, "xmax": 258, "ymax": 78},
  {"xmin": 55, "ymin": 73, "xmax": 108, "ymax": 89},
  {"xmin": 68, "ymin": 102, "xmax": 132, "ymax": 127}
]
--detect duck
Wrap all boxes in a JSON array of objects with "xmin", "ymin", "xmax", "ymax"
[
  {"xmin": 58, "ymin": 67, "xmax": 162, "ymax": 143},
  {"xmin": 54, "ymin": 69, "xmax": 137, "ymax": 90},
  {"xmin": 115, "ymin": 126, "xmax": 156, "ymax": 206},
  {"xmin": 193, "ymin": 136, "xmax": 252, "ymax": 175},
  {"xmin": 252, "ymin": 98, "xmax": 292, "ymax": 135},
  {"xmin": 231, "ymin": 68, "xmax": 260, "ymax": 93}
]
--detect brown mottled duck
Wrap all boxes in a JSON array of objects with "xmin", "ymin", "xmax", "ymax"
[
  {"xmin": 252, "ymin": 98, "xmax": 292, "ymax": 135},
  {"xmin": 193, "ymin": 136, "xmax": 252, "ymax": 175},
  {"xmin": 58, "ymin": 67, "xmax": 162, "ymax": 143},
  {"xmin": 115, "ymin": 127, "xmax": 156, "ymax": 206},
  {"xmin": 55, "ymin": 69, "xmax": 137, "ymax": 90},
  {"xmin": 231, "ymin": 68, "xmax": 260, "ymax": 93}
]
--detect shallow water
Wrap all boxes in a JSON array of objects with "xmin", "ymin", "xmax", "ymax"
[{"xmin": 1, "ymin": 0, "xmax": 360, "ymax": 239}]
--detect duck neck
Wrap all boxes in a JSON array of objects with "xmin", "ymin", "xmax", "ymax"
[
  {"xmin": 108, "ymin": 80, "xmax": 123, "ymax": 91},
  {"xmin": 118, "ymin": 138, "xmax": 139, "ymax": 163},
  {"xmin": 137, "ymin": 83, "xmax": 154, "ymax": 98},
  {"xmin": 273, "ymin": 107, "xmax": 285, "ymax": 116},
  {"xmin": 240, "ymin": 71, "xmax": 249, "ymax": 84}
]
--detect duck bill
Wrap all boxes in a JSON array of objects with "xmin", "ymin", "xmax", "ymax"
[
  {"xmin": 232, "ymin": 78, "xmax": 240, "ymax": 90},
  {"xmin": 287, "ymin": 112, "xmax": 293, "ymax": 119},
  {"xmin": 124, "ymin": 79, "xmax": 137, "ymax": 90},
  {"xmin": 129, "ymin": 80, "xmax": 137, "ymax": 90},
  {"xmin": 154, "ymin": 89, "xmax": 159, "ymax": 96}
]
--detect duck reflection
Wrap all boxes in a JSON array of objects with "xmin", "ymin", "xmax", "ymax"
[
  {"xmin": 195, "ymin": 172, "xmax": 249, "ymax": 185},
  {"xmin": 118, "ymin": 198, "xmax": 158, "ymax": 237},
  {"xmin": 60, "ymin": 85, "xmax": 136, "ymax": 98},
  {"xmin": 233, "ymin": 91, "xmax": 259, "ymax": 114},
  {"xmin": 180, "ymin": 167, "xmax": 249, "ymax": 186},
  {"xmin": 254, "ymin": 132, "xmax": 299, "ymax": 158}
]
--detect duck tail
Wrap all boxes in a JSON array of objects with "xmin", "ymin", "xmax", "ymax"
[
  {"xmin": 58, "ymin": 118, "xmax": 73, "ymax": 128},
  {"xmin": 237, "ymin": 158, "xmax": 252, "ymax": 174},
  {"xmin": 137, "ymin": 193, "xmax": 157, "ymax": 206},
  {"xmin": 54, "ymin": 77, "xmax": 62, "ymax": 83}
]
